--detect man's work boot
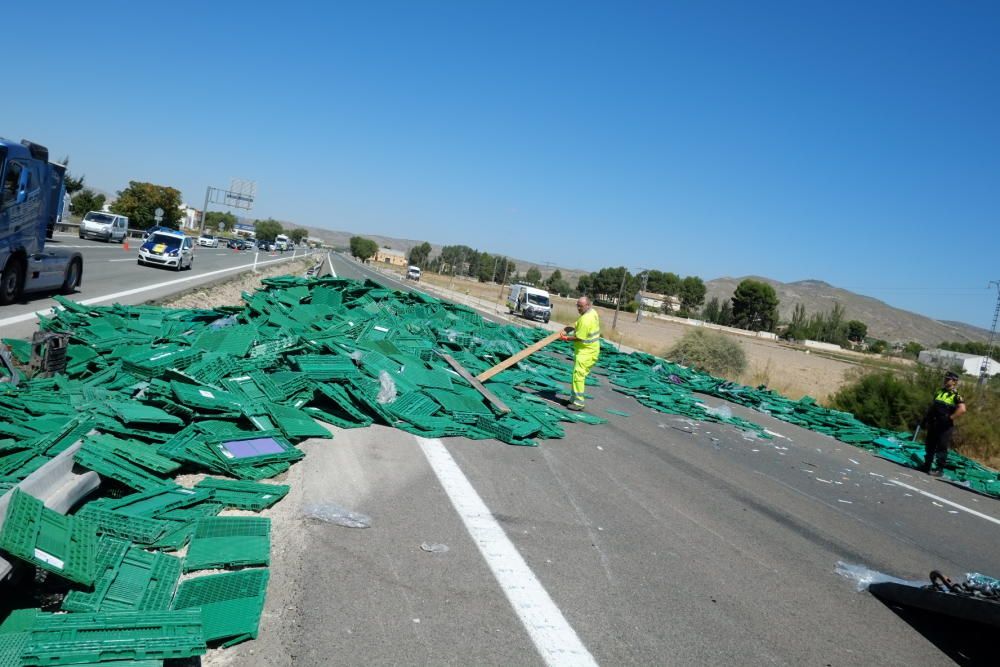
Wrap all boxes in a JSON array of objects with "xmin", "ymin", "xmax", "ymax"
[
  {"xmin": 929, "ymin": 469, "xmax": 943, "ymax": 478},
  {"xmin": 567, "ymin": 403, "xmax": 584, "ymax": 412}
]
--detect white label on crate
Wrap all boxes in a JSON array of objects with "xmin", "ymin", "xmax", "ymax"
[
  {"xmin": 149, "ymin": 352, "xmax": 173, "ymax": 361},
  {"xmin": 199, "ymin": 390, "xmax": 215, "ymax": 399},
  {"xmin": 374, "ymin": 326, "xmax": 389, "ymax": 332},
  {"xmin": 34, "ymin": 549, "xmax": 65, "ymax": 570}
]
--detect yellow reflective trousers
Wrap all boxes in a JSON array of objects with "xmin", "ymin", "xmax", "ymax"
[{"xmin": 571, "ymin": 308, "xmax": 601, "ymax": 406}]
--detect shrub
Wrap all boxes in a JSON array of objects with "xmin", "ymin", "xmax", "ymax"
[{"xmin": 667, "ymin": 329, "xmax": 747, "ymax": 379}]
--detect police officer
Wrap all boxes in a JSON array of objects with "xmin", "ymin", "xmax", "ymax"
[
  {"xmin": 920, "ymin": 371, "xmax": 966, "ymax": 476},
  {"xmin": 560, "ymin": 296, "xmax": 601, "ymax": 411}
]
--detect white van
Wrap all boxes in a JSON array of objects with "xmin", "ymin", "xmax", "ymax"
[
  {"xmin": 406, "ymin": 265, "xmax": 422, "ymax": 281},
  {"xmin": 79, "ymin": 211, "xmax": 129, "ymax": 243},
  {"xmin": 507, "ymin": 284, "xmax": 552, "ymax": 323}
]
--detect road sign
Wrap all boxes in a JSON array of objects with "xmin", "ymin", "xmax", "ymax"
[{"xmin": 154, "ymin": 207, "xmax": 164, "ymax": 224}]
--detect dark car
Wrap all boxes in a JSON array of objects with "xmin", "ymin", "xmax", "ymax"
[{"xmin": 226, "ymin": 238, "xmax": 246, "ymax": 250}]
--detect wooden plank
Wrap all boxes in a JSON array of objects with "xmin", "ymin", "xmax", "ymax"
[
  {"xmin": 476, "ymin": 330, "xmax": 564, "ymax": 382},
  {"xmin": 439, "ymin": 354, "xmax": 511, "ymax": 414}
]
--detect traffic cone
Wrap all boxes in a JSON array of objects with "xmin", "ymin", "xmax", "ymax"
[{"xmin": 123, "ymin": 239, "xmax": 129, "ymax": 251}]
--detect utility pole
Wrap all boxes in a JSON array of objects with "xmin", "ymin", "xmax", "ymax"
[
  {"xmin": 611, "ymin": 268, "xmax": 630, "ymax": 330},
  {"xmin": 636, "ymin": 271, "xmax": 650, "ymax": 323},
  {"xmin": 978, "ymin": 280, "xmax": 1000, "ymax": 389}
]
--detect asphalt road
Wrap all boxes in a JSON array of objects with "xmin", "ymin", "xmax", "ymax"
[
  {"xmin": 214, "ymin": 254, "xmax": 999, "ymax": 666},
  {"xmin": 0, "ymin": 233, "xmax": 314, "ymax": 339}
]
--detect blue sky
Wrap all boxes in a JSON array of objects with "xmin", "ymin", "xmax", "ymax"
[{"xmin": 4, "ymin": 1, "xmax": 998, "ymax": 328}]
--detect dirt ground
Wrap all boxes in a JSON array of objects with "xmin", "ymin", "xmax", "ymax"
[{"xmin": 405, "ymin": 269, "xmax": 864, "ymax": 401}]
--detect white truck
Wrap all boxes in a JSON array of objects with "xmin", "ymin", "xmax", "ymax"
[
  {"xmin": 275, "ymin": 234, "xmax": 290, "ymax": 251},
  {"xmin": 406, "ymin": 265, "xmax": 421, "ymax": 281},
  {"xmin": 507, "ymin": 284, "xmax": 552, "ymax": 323},
  {"xmin": 0, "ymin": 138, "xmax": 83, "ymax": 305}
]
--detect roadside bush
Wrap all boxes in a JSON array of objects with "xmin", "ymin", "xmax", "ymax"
[
  {"xmin": 830, "ymin": 372, "xmax": 926, "ymax": 431},
  {"xmin": 667, "ymin": 329, "xmax": 747, "ymax": 379}
]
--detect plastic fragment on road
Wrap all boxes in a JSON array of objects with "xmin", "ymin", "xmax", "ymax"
[
  {"xmin": 172, "ymin": 568, "xmax": 270, "ymax": 646},
  {"xmin": 303, "ymin": 503, "xmax": 371, "ymax": 528},
  {"xmin": 0, "ymin": 489, "xmax": 97, "ymax": 586}
]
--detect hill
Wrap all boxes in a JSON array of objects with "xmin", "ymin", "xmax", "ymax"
[{"xmin": 705, "ymin": 276, "xmax": 989, "ymax": 346}]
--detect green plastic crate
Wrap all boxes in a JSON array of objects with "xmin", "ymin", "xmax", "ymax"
[
  {"xmin": 0, "ymin": 490, "xmax": 98, "ymax": 585},
  {"xmin": 172, "ymin": 568, "xmax": 270, "ymax": 646}
]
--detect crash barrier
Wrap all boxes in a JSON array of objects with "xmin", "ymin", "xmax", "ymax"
[{"xmin": 0, "ymin": 274, "xmax": 997, "ymax": 663}]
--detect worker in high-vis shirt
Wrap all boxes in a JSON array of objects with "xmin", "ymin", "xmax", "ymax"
[{"xmin": 560, "ymin": 296, "xmax": 601, "ymax": 411}]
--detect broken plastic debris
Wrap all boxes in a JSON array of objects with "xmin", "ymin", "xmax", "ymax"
[
  {"xmin": 703, "ymin": 404, "xmax": 732, "ymax": 419},
  {"xmin": 835, "ymin": 561, "xmax": 925, "ymax": 592},
  {"xmin": 420, "ymin": 542, "xmax": 449, "ymax": 553},
  {"xmin": 376, "ymin": 370, "xmax": 397, "ymax": 404},
  {"xmin": 303, "ymin": 503, "xmax": 372, "ymax": 528}
]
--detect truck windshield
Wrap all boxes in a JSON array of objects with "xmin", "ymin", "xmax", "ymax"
[
  {"xmin": 84, "ymin": 212, "xmax": 115, "ymax": 224},
  {"xmin": 527, "ymin": 294, "xmax": 550, "ymax": 307}
]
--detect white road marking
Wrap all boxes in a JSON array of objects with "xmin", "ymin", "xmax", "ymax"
[
  {"xmin": 416, "ymin": 437, "xmax": 597, "ymax": 667},
  {"xmin": 0, "ymin": 254, "xmax": 308, "ymax": 330},
  {"xmin": 889, "ymin": 479, "xmax": 1000, "ymax": 527},
  {"xmin": 107, "ymin": 258, "xmax": 138, "ymax": 262}
]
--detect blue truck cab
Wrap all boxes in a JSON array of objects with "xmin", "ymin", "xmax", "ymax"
[{"xmin": 0, "ymin": 138, "xmax": 83, "ymax": 304}]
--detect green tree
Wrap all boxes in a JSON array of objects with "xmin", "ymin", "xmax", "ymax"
[
  {"xmin": 110, "ymin": 181, "xmax": 182, "ymax": 229},
  {"xmin": 868, "ymin": 339, "xmax": 888, "ymax": 354},
  {"xmin": 204, "ymin": 211, "xmax": 237, "ymax": 233},
  {"xmin": 647, "ymin": 271, "xmax": 681, "ymax": 296},
  {"xmin": 678, "ymin": 276, "xmax": 707, "ymax": 316},
  {"xmin": 701, "ymin": 297, "xmax": 721, "ymax": 324},
  {"xmin": 60, "ymin": 157, "xmax": 85, "ymax": 195},
  {"xmin": 525, "ymin": 267, "xmax": 542, "ymax": 285},
  {"xmin": 576, "ymin": 274, "xmax": 593, "ymax": 297},
  {"xmin": 902, "ymin": 341, "xmax": 924, "ymax": 359},
  {"xmin": 785, "ymin": 303, "xmax": 809, "ymax": 340},
  {"xmin": 730, "ymin": 279, "xmax": 780, "ymax": 331},
  {"xmin": 717, "ymin": 300, "xmax": 734, "ymax": 326},
  {"xmin": 408, "ymin": 241, "xmax": 432, "ymax": 268},
  {"xmin": 667, "ymin": 329, "xmax": 747, "ymax": 379},
  {"xmin": 69, "ymin": 189, "xmax": 106, "ymax": 217},
  {"xmin": 546, "ymin": 270, "xmax": 571, "ymax": 295},
  {"xmin": 846, "ymin": 320, "xmax": 868, "ymax": 343},
  {"xmin": 289, "ymin": 228, "xmax": 309, "ymax": 244},
  {"xmin": 349, "ymin": 235, "xmax": 378, "ymax": 262},
  {"xmin": 255, "ymin": 218, "xmax": 284, "ymax": 241}
]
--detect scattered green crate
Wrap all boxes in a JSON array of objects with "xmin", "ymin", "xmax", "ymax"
[
  {"xmin": 172, "ymin": 568, "xmax": 270, "ymax": 646},
  {"xmin": 0, "ymin": 490, "xmax": 97, "ymax": 585},
  {"xmin": 19, "ymin": 609, "xmax": 205, "ymax": 665},
  {"xmin": 184, "ymin": 516, "xmax": 271, "ymax": 572}
]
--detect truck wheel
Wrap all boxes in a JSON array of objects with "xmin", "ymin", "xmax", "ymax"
[
  {"xmin": 60, "ymin": 258, "xmax": 82, "ymax": 294},
  {"xmin": 0, "ymin": 257, "xmax": 25, "ymax": 305}
]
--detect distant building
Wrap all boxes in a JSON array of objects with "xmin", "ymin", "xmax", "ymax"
[
  {"xmin": 177, "ymin": 204, "xmax": 201, "ymax": 232},
  {"xmin": 918, "ymin": 348, "xmax": 1000, "ymax": 378},
  {"xmin": 640, "ymin": 292, "xmax": 681, "ymax": 313},
  {"xmin": 374, "ymin": 247, "xmax": 407, "ymax": 267}
]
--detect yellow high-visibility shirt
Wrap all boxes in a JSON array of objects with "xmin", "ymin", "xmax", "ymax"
[{"xmin": 573, "ymin": 308, "xmax": 601, "ymax": 354}]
